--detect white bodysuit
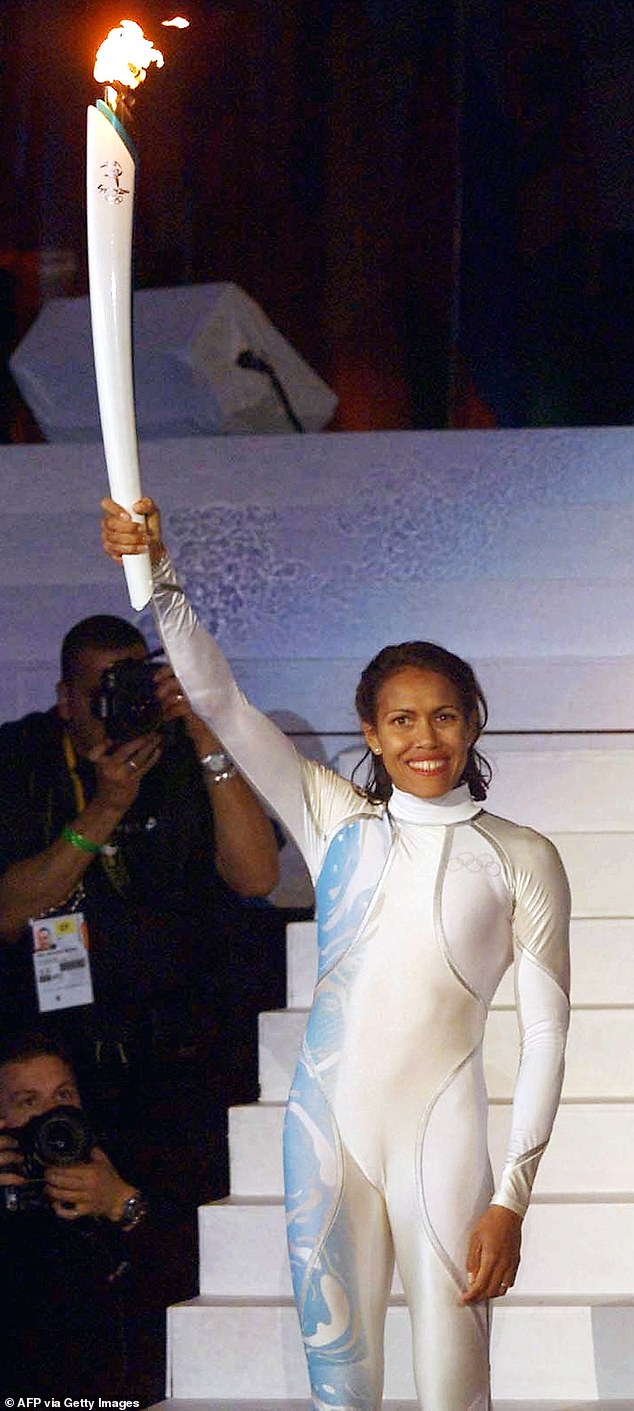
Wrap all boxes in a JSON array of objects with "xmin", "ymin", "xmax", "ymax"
[{"xmin": 152, "ymin": 555, "xmax": 571, "ymax": 1411}]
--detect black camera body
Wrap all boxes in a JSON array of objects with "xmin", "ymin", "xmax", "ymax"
[
  {"xmin": 93, "ymin": 653, "xmax": 164, "ymax": 743},
  {"xmin": 2, "ymin": 1104, "xmax": 94, "ymax": 1214}
]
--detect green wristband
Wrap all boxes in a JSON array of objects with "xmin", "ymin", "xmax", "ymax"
[{"xmin": 62, "ymin": 824, "xmax": 101, "ymax": 856}]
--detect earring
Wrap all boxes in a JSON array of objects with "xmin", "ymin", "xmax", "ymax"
[{"xmin": 373, "ymin": 748, "xmax": 382, "ymax": 756}]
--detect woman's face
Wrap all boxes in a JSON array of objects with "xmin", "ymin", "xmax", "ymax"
[{"xmin": 361, "ymin": 666, "xmax": 477, "ymax": 799}]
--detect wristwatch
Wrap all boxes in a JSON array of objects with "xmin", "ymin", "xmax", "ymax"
[
  {"xmin": 118, "ymin": 1190, "xmax": 148, "ymax": 1231},
  {"xmin": 199, "ymin": 749, "xmax": 237, "ymax": 784}
]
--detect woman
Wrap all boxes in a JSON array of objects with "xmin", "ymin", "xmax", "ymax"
[{"xmin": 102, "ymin": 496, "xmax": 571, "ymax": 1411}]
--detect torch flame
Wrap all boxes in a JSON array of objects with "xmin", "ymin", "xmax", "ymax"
[
  {"xmin": 93, "ymin": 20, "xmax": 165, "ymax": 90},
  {"xmin": 162, "ymin": 16, "xmax": 190, "ymax": 27}
]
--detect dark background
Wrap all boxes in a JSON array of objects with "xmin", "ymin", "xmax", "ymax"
[{"xmin": 2, "ymin": 0, "xmax": 634, "ymax": 438}]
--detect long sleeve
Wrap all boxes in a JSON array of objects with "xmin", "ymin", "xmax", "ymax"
[
  {"xmin": 491, "ymin": 829, "xmax": 571, "ymax": 1216},
  {"xmin": 151, "ymin": 551, "xmax": 311, "ymax": 851}
]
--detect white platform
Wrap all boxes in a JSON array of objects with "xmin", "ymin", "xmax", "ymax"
[
  {"xmin": 154, "ymin": 1403, "xmax": 634, "ymax": 1411},
  {"xmin": 257, "ymin": 1006, "xmax": 634, "ymax": 1103},
  {"xmin": 197, "ymin": 1201, "xmax": 634, "ymax": 1300},
  {"xmin": 3, "ymin": 425, "xmax": 634, "ymax": 740},
  {"xmin": 228, "ymin": 1103, "xmax": 634, "ymax": 1201},
  {"xmin": 168, "ymin": 1299, "xmax": 634, "ymax": 1401},
  {"xmin": 286, "ymin": 917, "xmax": 634, "ymax": 1009}
]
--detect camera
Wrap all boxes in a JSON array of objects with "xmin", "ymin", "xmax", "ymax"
[
  {"xmin": 92, "ymin": 653, "xmax": 164, "ymax": 743},
  {"xmin": 2, "ymin": 1104, "xmax": 94, "ymax": 1214}
]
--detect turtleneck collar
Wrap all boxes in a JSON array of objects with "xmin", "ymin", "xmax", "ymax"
[{"xmin": 387, "ymin": 781, "xmax": 481, "ymax": 825}]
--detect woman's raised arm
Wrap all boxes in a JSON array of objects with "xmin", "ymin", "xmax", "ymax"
[{"xmin": 101, "ymin": 496, "xmax": 310, "ymax": 860}]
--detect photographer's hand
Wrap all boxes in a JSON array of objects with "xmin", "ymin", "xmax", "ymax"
[
  {"xmin": 0, "ymin": 1128, "xmax": 25, "ymax": 1186},
  {"xmin": 0, "ymin": 732, "xmax": 162, "ymax": 943},
  {"xmin": 90, "ymin": 732, "xmax": 163, "ymax": 813},
  {"xmin": 154, "ymin": 668, "xmax": 279, "ymax": 894},
  {"xmin": 45, "ymin": 1146, "xmax": 138, "ymax": 1222},
  {"xmin": 153, "ymin": 664, "xmax": 220, "ymax": 753}
]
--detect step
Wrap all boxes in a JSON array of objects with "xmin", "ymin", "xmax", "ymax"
[
  {"xmin": 286, "ymin": 833, "xmax": 634, "ymax": 924},
  {"xmin": 228, "ymin": 1101, "xmax": 634, "ymax": 1200},
  {"xmin": 197, "ymin": 1201, "xmax": 634, "ymax": 1299},
  {"xmin": 332, "ymin": 747, "xmax": 634, "ymax": 833},
  {"xmin": 167, "ymin": 1297, "xmax": 634, "ymax": 1399},
  {"xmin": 283, "ymin": 835, "xmax": 634, "ymax": 929},
  {"xmin": 258, "ymin": 1007, "xmax": 634, "ymax": 1103},
  {"xmin": 283, "ymin": 829, "xmax": 632, "ymax": 919},
  {"xmin": 154, "ymin": 1402, "xmax": 634, "ymax": 1411},
  {"xmin": 554, "ymin": 834, "xmax": 634, "ymax": 916},
  {"xmin": 286, "ymin": 918, "xmax": 634, "ymax": 1009},
  {"xmin": 484, "ymin": 749, "xmax": 634, "ymax": 831}
]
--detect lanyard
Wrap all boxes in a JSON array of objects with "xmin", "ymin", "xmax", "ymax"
[
  {"xmin": 61, "ymin": 731, "xmax": 129, "ymax": 893},
  {"xmin": 62, "ymin": 730, "xmax": 86, "ymax": 815}
]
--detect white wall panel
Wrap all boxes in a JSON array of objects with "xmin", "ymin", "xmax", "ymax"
[{"xmin": 2, "ymin": 427, "xmax": 634, "ymax": 734}]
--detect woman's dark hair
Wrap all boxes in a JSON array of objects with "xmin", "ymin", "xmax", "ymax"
[{"xmin": 352, "ymin": 641, "xmax": 491, "ymax": 803}]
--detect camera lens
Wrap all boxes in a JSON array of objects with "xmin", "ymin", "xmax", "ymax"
[
  {"xmin": 92, "ymin": 656, "xmax": 163, "ymax": 742},
  {"xmin": 31, "ymin": 1106, "xmax": 93, "ymax": 1168}
]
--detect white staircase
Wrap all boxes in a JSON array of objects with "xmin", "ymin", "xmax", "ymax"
[
  {"xmin": 1, "ymin": 410, "xmax": 634, "ymax": 1410},
  {"xmin": 158, "ymin": 747, "xmax": 634, "ymax": 1410},
  {"xmin": 0, "ymin": 414, "xmax": 632, "ymax": 1410}
]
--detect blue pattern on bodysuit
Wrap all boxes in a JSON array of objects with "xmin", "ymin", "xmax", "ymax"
[
  {"xmin": 315, "ymin": 820, "xmax": 380, "ymax": 980},
  {"xmin": 284, "ymin": 1056, "xmax": 372, "ymax": 1407},
  {"xmin": 285, "ymin": 818, "xmax": 386, "ymax": 1407}
]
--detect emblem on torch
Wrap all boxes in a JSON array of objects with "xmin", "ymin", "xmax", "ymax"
[
  {"xmin": 86, "ymin": 18, "xmax": 188, "ymax": 610},
  {"xmin": 97, "ymin": 161, "xmax": 130, "ymax": 204}
]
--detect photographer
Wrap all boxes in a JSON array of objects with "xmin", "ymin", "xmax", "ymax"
[
  {"xmin": 0, "ymin": 1029, "xmax": 174, "ymax": 1400},
  {"xmin": 0, "ymin": 615, "xmax": 279, "ymax": 1211}
]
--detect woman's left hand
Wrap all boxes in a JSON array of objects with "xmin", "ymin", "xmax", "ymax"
[{"xmin": 461, "ymin": 1203, "xmax": 522, "ymax": 1303}]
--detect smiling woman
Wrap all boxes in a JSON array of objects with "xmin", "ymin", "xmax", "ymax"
[
  {"xmin": 354, "ymin": 640, "xmax": 490, "ymax": 804},
  {"xmin": 101, "ymin": 493, "xmax": 572, "ymax": 1411}
]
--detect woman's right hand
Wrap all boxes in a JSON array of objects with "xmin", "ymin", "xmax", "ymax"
[{"xmin": 101, "ymin": 495, "xmax": 165, "ymax": 566}]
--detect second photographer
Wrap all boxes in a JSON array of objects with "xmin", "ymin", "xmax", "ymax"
[{"xmin": 0, "ymin": 1029, "xmax": 160, "ymax": 1399}]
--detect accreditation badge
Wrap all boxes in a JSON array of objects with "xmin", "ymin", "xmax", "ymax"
[{"xmin": 29, "ymin": 910, "xmax": 94, "ymax": 1013}]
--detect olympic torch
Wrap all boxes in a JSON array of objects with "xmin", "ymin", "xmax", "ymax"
[{"xmin": 86, "ymin": 19, "xmax": 187, "ymax": 609}]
